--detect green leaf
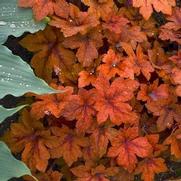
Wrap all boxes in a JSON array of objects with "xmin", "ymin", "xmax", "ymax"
[
  {"xmin": 0, "ymin": 45, "xmax": 59, "ymax": 99},
  {"xmin": 0, "ymin": 0, "xmax": 46, "ymax": 44},
  {"xmin": 0, "ymin": 105, "xmax": 27, "ymax": 124},
  {"xmin": 0, "ymin": 141, "xmax": 37, "ymax": 181}
]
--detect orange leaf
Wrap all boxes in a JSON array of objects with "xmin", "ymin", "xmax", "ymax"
[
  {"xmin": 38, "ymin": 170, "xmax": 63, "ymax": 181},
  {"xmin": 137, "ymin": 80, "xmax": 169, "ymax": 102},
  {"xmin": 82, "ymin": 0, "xmax": 114, "ymax": 19},
  {"xmin": 159, "ymin": 28, "xmax": 181, "ymax": 44},
  {"xmin": 136, "ymin": 157, "xmax": 167, "ymax": 181},
  {"xmin": 24, "ymin": 169, "xmax": 63, "ymax": 181},
  {"xmin": 89, "ymin": 127, "xmax": 111, "ymax": 159},
  {"xmin": 159, "ymin": 8, "xmax": 181, "ymax": 44},
  {"xmin": 120, "ymin": 26, "xmax": 147, "ymax": 49},
  {"xmin": 19, "ymin": 0, "xmax": 69, "ymax": 21},
  {"xmin": 171, "ymin": 67, "xmax": 181, "ymax": 96},
  {"xmin": 63, "ymin": 29, "xmax": 103, "ymax": 67},
  {"xmin": 31, "ymin": 86, "xmax": 73, "ymax": 120},
  {"xmin": 170, "ymin": 50, "xmax": 181, "ymax": 68},
  {"xmin": 49, "ymin": 4, "xmax": 99, "ymax": 37},
  {"xmin": 146, "ymin": 134, "xmax": 167, "ymax": 156},
  {"xmin": 83, "ymin": 125, "xmax": 118, "ymax": 161},
  {"xmin": 93, "ymin": 75, "xmax": 139, "ymax": 125},
  {"xmin": 97, "ymin": 49, "xmax": 134, "ymax": 79},
  {"xmin": 171, "ymin": 67, "xmax": 181, "ymax": 85},
  {"xmin": 20, "ymin": 26, "xmax": 79, "ymax": 84},
  {"xmin": 4, "ymin": 109, "xmax": 59, "ymax": 172},
  {"xmin": 108, "ymin": 127, "xmax": 152, "ymax": 172},
  {"xmin": 78, "ymin": 70, "xmax": 97, "ymax": 88},
  {"xmin": 163, "ymin": 8, "xmax": 181, "ymax": 31},
  {"xmin": 148, "ymin": 41, "xmax": 169, "ymax": 68},
  {"xmin": 18, "ymin": 0, "xmax": 34, "ymax": 7},
  {"xmin": 50, "ymin": 126, "xmax": 89, "ymax": 166},
  {"xmin": 121, "ymin": 43, "xmax": 154, "ymax": 80},
  {"xmin": 102, "ymin": 15, "xmax": 129, "ymax": 34},
  {"xmin": 71, "ymin": 164, "xmax": 118, "ymax": 181},
  {"xmin": 164, "ymin": 128, "xmax": 181, "ymax": 159},
  {"xmin": 147, "ymin": 99, "xmax": 181, "ymax": 132},
  {"xmin": 62, "ymin": 89, "xmax": 97, "ymax": 132},
  {"xmin": 105, "ymin": 25, "xmax": 147, "ymax": 49},
  {"xmin": 132, "ymin": 0, "xmax": 176, "ymax": 20}
]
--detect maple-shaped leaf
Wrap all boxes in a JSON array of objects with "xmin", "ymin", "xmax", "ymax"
[
  {"xmin": 3, "ymin": 109, "xmax": 59, "ymax": 172},
  {"xmin": 121, "ymin": 26, "xmax": 147, "ymax": 49},
  {"xmin": 136, "ymin": 157, "xmax": 167, "ymax": 181},
  {"xmin": 62, "ymin": 89, "xmax": 96, "ymax": 133},
  {"xmin": 171, "ymin": 67, "xmax": 181, "ymax": 96},
  {"xmin": 27, "ymin": 169, "xmax": 63, "ymax": 181},
  {"xmin": 78, "ymin": 70, "xmax": 97, "ymax": 88},
  {"xmin": 159, "ymin": 8, "xmax": 181, "ymax": 44},
  {"xmin": 82, "ymin": 0, "xmax": 114, "ymax": 19},
  {"xmin": 88, "ymin": 126, "xmax": 116, "ymax": 159},
  {"xmin": 82, "ymin": 144, "xmax": 98, "ymax": 162},
  {"xmin": 121, "ymin": 43, "xmax": 154, "ymax": 80},
  {"xmin": 102, "ymin": 14, "xmax": 129, "ymax": 34},
  {"xmin": 97, "ymin": 49, "xmax": 134, "ymax": 79},
  {"xmin": 159, "ymin": 28, "xmax": 181, "ymax": 44},
  {"xmin": 106, "ymin": 25, "xmax": 147, "ymax": 49},
  {"xmin": 162, "ymin": 8, "xmax": 181, "ymax": 31},
  {"xmin": 146, "ymin": 98, "xmax": 172, "ymax": 117},
  {"xmin": 137, "ymin": 80, "xmax": 169, "ymax": 102},
  {"xmin": 30, "ymin": 86, "xmax": 73, "ymax": 120},
  {"xmin": 175, "ymin": 85, "xmax": 181, "ymax": 97},
  {"xmin": 108, "ymin": 127, "xmax": 152, "ymax": 172},
  {"xmin": 146, "ymin": 134, "xmax": 167, "ymax": 156},
  {"xmin": 71, "ymin": 163, "xmax": 119, "ymax": 181},
  {"xmin": 41, "ymin": 170, "xmax": 62, "ymax": 181},
  {"xmin": 50, "ymin": 126, "xmax": 89, "ymax": 166},
  {"xmin": 164, "ymin": 128, "xmax": 181, "ymax": 159},
  {"xmin": 78, "ymin": 59, "xmax": 101, "ymax": 88},
  {"xmin": 148, "ymin": 41, "xmax": 169, "ymax": 67},
  {"xmin": 171, "ymin": 67, "xmax": 181, "ymax": 85},
  {"xmin": 119, "ymin": 7, "xmax": 155, "ymax": 36},
  {"xmin": 170, "ymin": 50, "xmax": 181, "ymax": 68},
  {"xmin": 93, "ymin": 75, "xmax": 139, "ymax": 125},
  {"xmin": 147, "ymin": 41, "xmax": 171, "ymax": 80},
  {"xmin": 49, "ymin": 4, "xmax": 99, "ymax": 37},
  {"xmin": 18, "ymin": 0, "xmax": 53, "ymax": 21},
  {"xmin": 63, "ymin": 29, "xmax": 103, "ymax": 67},
  {"xmin": 20, "ymin": 26, "xmax": 80, "ymax": 85},
  {"xmin": 119, "ymin": 7, "xmax": 157, "ymax": 37},
  {"xmin": 19, "ymin": 0, "xmax": 71, "ymax": 21},
  {"xmin": 146, "ymin": 99, "xmax": 181, "ymax": 132},
  {"xmin": 110, "ymin": 167, "xmax": 135, "ymax": 181},
  {"xmin": 82, "ymin": 125, "xmax": 118, "ymax": 161},
  {"xmin": 132, "ymin": 0, "xmax": 176, "ymax": 20}
]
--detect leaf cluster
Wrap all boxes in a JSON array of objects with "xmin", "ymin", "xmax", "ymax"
[{"xmin": 2, "ymin": 0, "xmax": 181, "ymax": 181}]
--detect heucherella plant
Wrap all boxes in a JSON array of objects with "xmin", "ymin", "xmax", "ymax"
[{"xmin": 0, "ymin": 0, "xmax": 181, "ymax": 181}]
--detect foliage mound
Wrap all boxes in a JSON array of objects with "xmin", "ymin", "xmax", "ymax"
[{"xmin": 1, "ymin": 0, "xmax": 181, "ymax": 180}]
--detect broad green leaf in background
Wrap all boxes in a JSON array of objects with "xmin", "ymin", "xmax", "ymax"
[
  {"xmin": 0, "ymin": 141, "xmax": 37, "ymax": 181},
  {"xmin": 0, "ymin": 45, "xmax": 59, "ymax": 99},
  {"xmin": 0, "ymin": 0, "xmax": 46, "ymax": 44},
  {"xmin": 0, "ymin": 105, "xmax": 27, "ymax": 124}
]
